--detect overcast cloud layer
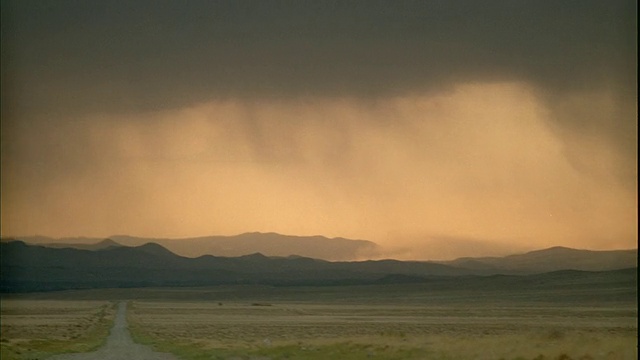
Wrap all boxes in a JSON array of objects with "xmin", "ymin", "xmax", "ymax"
[{"xmin": 1, "ymin": 0, "xmax": 636, "ymax": 259}]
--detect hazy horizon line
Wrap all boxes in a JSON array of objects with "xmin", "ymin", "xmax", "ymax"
[{"xmin": 2, "ymin": 231, "xmax": 637, "ymax": 254}]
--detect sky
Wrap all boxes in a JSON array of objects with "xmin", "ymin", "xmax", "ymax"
[{"xmin": 1, "ymin": 0, "xmax": 637, "ymax": 259}]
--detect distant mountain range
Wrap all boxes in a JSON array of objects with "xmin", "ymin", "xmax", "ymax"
[
  {"xmin": 4, "ymin": 233, "xmax": 380, "ymax": 261},
  {"xmin": 0, "ymin": 239, "xmax": 636, "ymax": 293},
  {"xmin": 438, "ymin": 246, "xmax": 638, "ymax": 273}
]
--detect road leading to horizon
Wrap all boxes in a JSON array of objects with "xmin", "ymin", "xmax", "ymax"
[{"xmin": 48, "ymin": 302, "xmax": 179, "ymax": 360}]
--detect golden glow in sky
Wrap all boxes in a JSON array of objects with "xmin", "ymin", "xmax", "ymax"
[
  {"xmin": 1, "ymin": 1, "xmax": 636, "ymax": 259},
  {"xmin": 2, "ymin": 82, "xmax": 636, "ymax": 258}
]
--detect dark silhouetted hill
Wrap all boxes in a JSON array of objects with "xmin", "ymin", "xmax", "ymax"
[
  {"xmin": 6, "ymin": 233, "xmax": 380, "ymax": 261},
  {"xmin": 39, "ymin": 238, "xmax": 122, "ymax": 251},
  {"xmin": 442, "ymin": 246, "xmax": 637, "ymax": 273},
  {"xmin": 0, "ymin": 241, "xmax": 468, "ymax": 292},
  {"xmin": 1, "ymin": 241, "xmax": 637, "ymax": 294}
]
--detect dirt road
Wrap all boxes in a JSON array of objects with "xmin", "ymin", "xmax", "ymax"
[{"xmin": 48, "ymin": 302, "xmax": 179, "ymax": 360}]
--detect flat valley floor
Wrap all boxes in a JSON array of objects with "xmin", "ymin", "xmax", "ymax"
[{"xmin": 1, "ymin": 276, "xmax": 637, "ymax": 360}]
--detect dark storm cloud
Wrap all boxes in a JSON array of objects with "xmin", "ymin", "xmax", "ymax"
[
  {"xmin": 1, "ymin": 1, "xmax": 636, "ymax": 250},
  {"xmin": 2, "ymin": 0, "xmax": 635, "ymax": 115}
]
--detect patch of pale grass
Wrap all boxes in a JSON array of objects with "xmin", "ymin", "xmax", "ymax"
[
  {"xmin": 0, "ymin": 300, "xmax": 116, "ymax": 360},
  {"xmin": 419, "ymin": 332, "xmax": 637, "ymax": 359},
  {"xmin": 128, "ymin": 301, "xmax": 637, "ymax": 360}
]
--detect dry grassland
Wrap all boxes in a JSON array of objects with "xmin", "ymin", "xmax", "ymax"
[
  {"xmin": 0, "ymin": 300, "xmax": 116, "ymax": 360},
  {"xmin": 128, "ymin": 301, "xmax": 637, "ymax": 360}
]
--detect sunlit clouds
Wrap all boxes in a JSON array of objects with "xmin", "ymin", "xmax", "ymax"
[
  {"xmin": 2, "ymin": 82, "xmax": 635, "ymax": 258},
  {"xmin": 1, "ymin": 1, "xmax": 636, "ymax": 259}
]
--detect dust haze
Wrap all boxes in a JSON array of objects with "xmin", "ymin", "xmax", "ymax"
[{"xmin": 1, "ymin": 0, "xmax": 636, "ymax": 259}]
